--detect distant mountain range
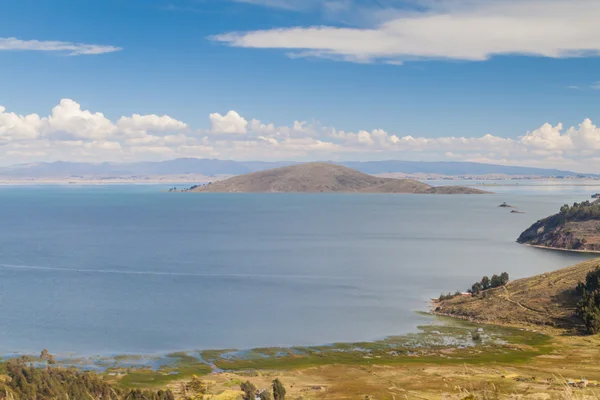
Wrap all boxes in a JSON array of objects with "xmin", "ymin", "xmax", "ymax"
[{"xmin": 0, "ymin": 158, "xmax": 593, "ymax": 178}]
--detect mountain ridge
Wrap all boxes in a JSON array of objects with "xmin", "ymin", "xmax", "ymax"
[{"xmin": 0, "ymin": 158, "xmax": 593, "ymax": 178}]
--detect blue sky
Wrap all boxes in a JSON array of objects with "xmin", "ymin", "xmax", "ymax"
[{"xmin": 1, "ymin": 0, "xmax": 600, "ymax": 171}]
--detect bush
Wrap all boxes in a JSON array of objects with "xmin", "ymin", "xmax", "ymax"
[
  {"xmin": 272, "ymin": 378, "xmax": 286, "ymax": 400},
  {"xmin": 576, "ymin": 267, "xmax": 600, "ymax": 334}
]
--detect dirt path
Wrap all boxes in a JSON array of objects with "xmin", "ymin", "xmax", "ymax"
[{"xmin": 499, "ymin": 285, "xmax": 565, "ymax": 322}]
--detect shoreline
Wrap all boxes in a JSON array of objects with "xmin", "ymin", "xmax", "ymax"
[{"xmin": 523, "ymin": 243, "xmax": 600, "ymax": 255}]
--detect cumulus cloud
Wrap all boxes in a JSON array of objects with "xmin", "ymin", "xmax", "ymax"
[
  {"xmin": 209, "ymin": 110, "xmax": 248, "ymax": 134},
  {"xmin": 0, "ymin": 37, "xmax": 122, "ymax": 55},
  {"xmin": 3, "ymin": 99, "xmax": 600, "ymax": 172},
  {"xmin": 211, "ymin": 0, "xmax": 600, "ymax": 64},
  {"xmin": 0, "ymin": 99, "xmax": 197, "ymax": 163},
  {"xmin": 45, "ymin": 99, "xmax": 118, "ymax": 140},
  {"xmin": 117, "ymin": 114, "xmax": 188, "ymax": 132}
]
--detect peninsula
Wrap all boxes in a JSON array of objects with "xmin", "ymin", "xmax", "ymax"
[
  {"xmin": 433, "ymin": 259, "xmax": 600, "ymax": 331},
  {"xmin": 517, "ymin": 200, "xmax": 600, "ymax": 252},
  {"xmin": 186, "ymin": 162, "xmax": 489, "ymax": 194}
]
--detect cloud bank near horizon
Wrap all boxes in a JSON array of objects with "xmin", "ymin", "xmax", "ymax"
[{"xmin": 1, "ymin": 99, "xmax": 600, "ymax": 172}]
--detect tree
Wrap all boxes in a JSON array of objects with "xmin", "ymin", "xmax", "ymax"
[
  {"xmin": 260, "ymin": 390, "xmax": 273, "ymax": 400},
  {"xmin": 241, "ymin": 381, "xmax": 258, "ymax": 400},
  {"xmin": 470, "ymin": 282, "xmax": 483, "ymax": 296},
  {"xmin": 185, "ymin": 376, "xmax": 209, "ymax": 396},
  {"xmin": 500, "ymin": 272, "xmax": 509, "ymax": 286},
  {"xmin": 490, "ymin": 274, "xmax": 502, "ymax": 288},
  {"xmin": 576, "ymin": 267, "xmax": 600, "ymax": 334},
  {"xmin": 481, "ymin": 276, "xmax": 490, "ymax": 290},
  {"xmin": 272, "ymin": 378, "xmax": 286, "ymax": 400},
  {"xmin": 40, "ymin": 349, "xmax": 56, "ymax": 366}
]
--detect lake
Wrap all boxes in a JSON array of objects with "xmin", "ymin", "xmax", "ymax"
[{"xmin": 0, "ymin": 182, "xmax": 598, "ymax": 356}]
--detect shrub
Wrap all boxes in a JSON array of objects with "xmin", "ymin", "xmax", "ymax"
[
  {"xmin": 272, "ymin": 378, "xmax": 286, "ymax": 400},
  {"xmin": 576, "ymin": 267, "xmax": 600, "ymax": 334},
  {"xmin": 241, "ymin": 381, "xmax": 258, "ymax": 400}
]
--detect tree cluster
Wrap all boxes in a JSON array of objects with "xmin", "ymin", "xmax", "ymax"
[
  {"xmin": 438, "ymin": 291, "xmax": 462, "ymax": 301},
  {"xmin": 468, "ymin": 272, "xmax": 509, "ymax": 295},
  {"xmin": 559, "ymin": 200, "xmax": 600, "ymax": 221},
  {"xmin": 240, "ymin": 378, "xmax": 286, "ymax": 400},
  {"xmin": 0, "ymin": 358, "xmax": 175, "ymax": 400},
  {"xmin": 576, "ymin": 267, "xmax": 600, "ymax": 334}
]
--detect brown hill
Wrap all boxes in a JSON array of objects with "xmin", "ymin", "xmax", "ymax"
[
  {"xmin": 189, "ymin": 163, "xmax": 489, "ymax": 194},
  {"xmin": 434, "ymin": 259, "xmax": 600, "ymax": 331},
  {"xmin": 517, "ymin": 200, "xmax": 600, "ymax": 252}
]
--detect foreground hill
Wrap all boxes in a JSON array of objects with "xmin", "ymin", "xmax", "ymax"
[
  {"xmin": 189, "ymin": 163, "xmax": 489, "ymax": 194},
  {"xmin": 517, "ymin": 200, "xmax": 600, "ymax": 252},
  {"xmin": 434, "ymin": 259, "xmax": 600, "ymax": 331}
]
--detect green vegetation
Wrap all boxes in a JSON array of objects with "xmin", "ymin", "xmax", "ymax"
[
  {"xmin": 438, "ymin": 291, "xmax": 462, "ymax": 301},
  {"xmin": 468, "ymin": 272, "xmax": 509, "ymax": 295},
  {"xmin": 117, "ymin": 352, "xmax": 212, "ymax": 389},
  {"xmin": 576, "ymin": 267, "xmax": 600, "ymax": 334},
  {"xmin": 559, "ymin": 200, "xmax": 600, "ymax": 221},
  {"xmin": 438, "ymin": 273, "xmax": 509, "ymax": 300},
  {"xmin": 239, "ymin": 378, "xmax": 285, "ymax": 400},
  {"xmin": 180, "ymin": 375, "xmax": 211, "ymax": 399},
  {"xmin": 206, "ymin": 321, "xmax": 550, "ymax": 372},
  {"xmin": 272, "ymin": 379, "xmax": 286, "ymax": 400},
  {"xmin": 0, "ymin": 358, "xmax": 175, "ymax": 400},
  {"xmin": 240, "ymin": 380, "xmax": 258, "ymax": 400}
]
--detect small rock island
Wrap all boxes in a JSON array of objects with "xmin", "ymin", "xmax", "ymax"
[{"xmin": 182, "ymin": 162, "xmax": 490, "ymax": 194}]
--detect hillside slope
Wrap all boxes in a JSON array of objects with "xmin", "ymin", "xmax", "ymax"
[
  {"xmin": 517, "ymin": 201, "xmax": 600, "ymax": 252},
  {"xmin": 434, "ymin": 259, "xmax": 600, "ymax": 331},
  {"xmin": 190, "ymin": 163, "xmax": 488, "ymax": 194}
]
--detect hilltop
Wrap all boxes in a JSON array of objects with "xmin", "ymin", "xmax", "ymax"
[
  {"xmin": 434, "ymin": 259, "xmax": 600, "ymax": 331},
  {"xmin": 188, "ymin": 163, "xmax": 489, "ymax": 194},
  {"xmin": 517, "ymin": 200, "xmax": 600, "ymax": 252}
]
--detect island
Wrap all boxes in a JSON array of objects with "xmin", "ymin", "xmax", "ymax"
[
  {"xmin": 184, "ymin": 162, "xmax": 490, "ymax": 194},
  {"xmin": 517, "ymin": 200, "xmax": 600, "ymax": 252}
]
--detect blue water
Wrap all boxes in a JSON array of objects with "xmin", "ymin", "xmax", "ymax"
[{"xmin": 0, "ymin": 183, "xmax": 598, "ymax": 355}]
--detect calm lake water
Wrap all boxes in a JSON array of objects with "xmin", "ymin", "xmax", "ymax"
[{"xmin": 0, "ymin": 182, "xmax": 599, "ymax": 355}]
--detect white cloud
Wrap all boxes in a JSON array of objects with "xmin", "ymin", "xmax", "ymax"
[
  {"xmin": 209, "ymin": 110, "xmax": 248, "ymax": 134},
  {"xmin": 211, "ymin": 0, "xmax": 600, "ymax": 64},
  {"xmin": 0, "ymin": 37, "xmax": 122, "ymax": 55},
  {"xmin": 117, "ymin": 114, "xmax": 188, "ymax": 132},
  {"xmin": 0, "ymin": 106, "xmax": 43, "ymax": 141},
  {"xmin": 3, "ymin": 99, "xmax": 600, "ymax": 172},
  {"xmin": 44, "ymin": 99, "xmax": 118, "ymax": 140}
]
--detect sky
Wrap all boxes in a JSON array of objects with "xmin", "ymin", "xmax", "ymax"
[{"xmin": 1, "ymin": 0, "xmax": 600, "ymax": 172}]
